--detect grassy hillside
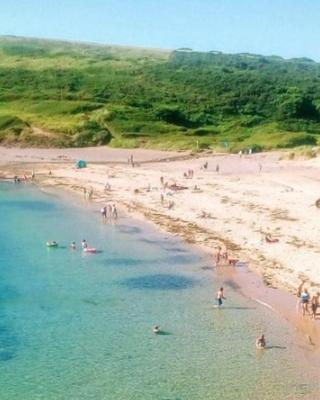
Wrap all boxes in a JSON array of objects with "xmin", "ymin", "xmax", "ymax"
[{"xmin": 1, "ymin": 36, "xmax": 320, "ymax": 151}]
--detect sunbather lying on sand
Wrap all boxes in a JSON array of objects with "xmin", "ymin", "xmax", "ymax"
[{"xmin": 265, "ymin": 234, "xmax": 279, "ymax": 243}]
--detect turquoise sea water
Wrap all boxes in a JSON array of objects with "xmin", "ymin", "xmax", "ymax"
[{"xmin": 0, "ymin": 182, "xmax": 319, "ymax": 400}]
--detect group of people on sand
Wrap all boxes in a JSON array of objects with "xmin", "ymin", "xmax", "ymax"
[
  {"xmin": 127, "ymin": 154, "xmax": 140, "ymax": 168},
  {"xmin": 183, "ymin": 169, "xmax": 194, "ymax": 179},
  {"xmin": 297, "ymin": 286, "xmax": 319, "ymax": 319},
  {"xmin": 13, "ymin": 170, "xmax": 35, "ymax": 183},
  {"xmin": 215, "ymin": 246, "xmax": 229, "ymax": 265},
  {"xmin": 100, "ymin": 203, "xmax": 118, "ymax": 220}
]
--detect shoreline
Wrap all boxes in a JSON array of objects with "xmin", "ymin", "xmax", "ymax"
[
  {"xmin": 1, "ymin": 147, "xmax": 320, "ymax": 357},
  {"xmin": 28, "ymin": 174, "xmax": 320, "ymax": 360}
]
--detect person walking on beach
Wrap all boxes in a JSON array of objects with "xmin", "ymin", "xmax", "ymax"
[
  {"xmin": 112, "ymin": 204, "xmax": 118, "ymax": 219},
  {"xmin": 301, "ymin": 288, "xmax": 310, "ymax": 316},
  {"xmin": 216, "ymin": 287, "xmax": 226, "ymax": 307},
  {"xmin": 296, "ymin": 281, "xmax": 305, "ymax": 312},
  {"xmin": 100, "ymin": 206, "xmax": 107, "ymax": 219},
  {"xmin": 104, "ymin": 182, "xmax": 111, "ymax": 192},
  {"xmin": 88, "ymin": 187, "xmax": 94, "ymax": 200},
  {"xmin": 160, "ymin": 193, "xmax": 164, "ymax": 204},
  {"xmin": 107, "ymin": 203, "xmax": 112, "ymax": 218},
  {"xmin": 311, "ymin": 292, "xmax": 319, "ymax": 320},
  {"xmin": 215, "ymin": 246, "xmax": 222, "ymax": 265}
]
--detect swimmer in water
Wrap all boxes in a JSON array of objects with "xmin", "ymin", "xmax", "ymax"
[
  {"xmin": 70, "ymin": 241, "xmax": 76, "ymax": 250},
  {"xmin": 256, "ymin": 334, "xmax": 266, "ymax": 349},
  {"xmin": 153, "ymin": 325, "xmax": 160, "ymax": 334}
]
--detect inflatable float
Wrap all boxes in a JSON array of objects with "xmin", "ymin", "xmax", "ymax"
[
  {"xmin": 46, "ymin": 241, "xmax": 58, "ymax": 247},
  {"xmin": 83, "ymin": 247, "xmax": 97, "ymax": 253},
  {"xmin": 265, "ymin": 235, "xmax": 279, "ymax": 244}
]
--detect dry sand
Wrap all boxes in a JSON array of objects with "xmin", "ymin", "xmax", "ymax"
[{"xmin": 1, "ymin": 145, "xmax": 320, "ymax": 351}]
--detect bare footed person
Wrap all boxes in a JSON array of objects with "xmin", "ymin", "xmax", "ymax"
[
  {"xmin": 300, "ymin": 288, "xmax": 310, "ymax": 316},
  {"xmin": 215, "ymin": 246, "xmax": 222, "ymax": 265},
  {"xmin": 100, "ymin": 206, "xmax": 107, "ymax": 219},
  {"xmin": 221, "ymin": 246, "xmax": 228, "ymax": 263},
  {"xmin": 112, "ymin": 204, "xmax": 118, "ymax": 219},
  {"xmin": 88, "ymin": 187, "xmax": 94, "ymax": 200},
  {"xmin": 311, "ymin": 292, "xmax": 319, "ymax": 319},
  {"xmin": 296, "ymin": 281, "xmax": 304, "ymax": 312},
  {"xmin": 256, "ymin": 334, "xmax": 266, "ymax": 349},
  {"xmin": 216, "ymin": 287, "xmax": 226, "ymax": 307}
]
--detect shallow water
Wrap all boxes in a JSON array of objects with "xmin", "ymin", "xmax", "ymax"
[{"xmin": 0, "ymin": 182, "xmax": 319, "ymax": 399}]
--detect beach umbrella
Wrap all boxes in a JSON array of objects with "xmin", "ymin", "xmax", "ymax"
[{"xmin": 75, "ymin": 160, "xmax": 87, "ymax": 169}]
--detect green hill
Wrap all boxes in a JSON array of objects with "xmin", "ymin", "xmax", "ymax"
[{"xmin": 1, "ymin": 35, "xmax": 320, "ymax": 151}]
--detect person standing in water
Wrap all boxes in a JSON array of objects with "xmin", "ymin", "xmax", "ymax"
[
  {"xmin": 256, "ymin": 334, "xmax": 266, "ymax": 349},
  {"xmin": 216, "ymin": 287, "xmax": 226, "ymax": 307},
  {"xmin": 112, "ymin": 204, "xmax": 118, "ymax": 219},
  {"xmin": 100, "ymin": 206, "xmax": 107, "ymax": 219}
]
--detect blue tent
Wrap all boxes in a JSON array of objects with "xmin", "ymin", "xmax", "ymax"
[{"xmin": 75, "ymin": 160, "xmax": 87, "ymax": 168}]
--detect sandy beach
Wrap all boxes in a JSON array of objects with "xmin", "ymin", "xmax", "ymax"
[
  {"xmin": 1, "ymin": 146, "xmax": 320, "ymax": 291},
  {"xmin": 1, "ymin": 145, "xmax": 320, "ymax": 345}
]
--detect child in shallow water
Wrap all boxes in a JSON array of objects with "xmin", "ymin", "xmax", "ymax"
[
  {"xmin": 216, "ymin": 287, "xmax": 226, "ymax": 307},
  {"xmin": 256, "ymin": 334, "xmax": 266, "ymax": 349}
]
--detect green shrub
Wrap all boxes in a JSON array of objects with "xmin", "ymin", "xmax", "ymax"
[
  {"xmin": 250, "ymin": 143, "xmax": 263, "ymax": 152},
  {"xmin": 193, "ymin": 127, "xmax": 220, "ymax": 136},
  {"xmin": 239, "ymin": 115, "xmax": 264, "ymax": 127},
  {"xmin": 73, "ymin": 129, "xmax": 112, "ymax": 146},
  {"xmin": 70, "ymin": 103, "xmax": 104, "ymax": 114},
  {"xmin": 0, "ymin": 115, "xmax": 28, "ymax": 131},
  {"xmin": 280, "ymin": 133, "xmax": 316, "ymax": 148}
]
